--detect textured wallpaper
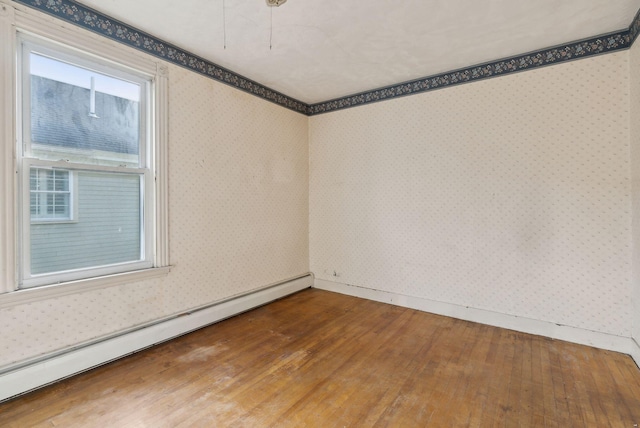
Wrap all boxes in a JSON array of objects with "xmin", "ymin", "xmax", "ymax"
[
  {"xmin": 310, "ymin": 51, "xmax": 632, "ymax": 336},
  {"xmin": 630, "ymin": 40, "xmax": 640, "ymax": 344},
  {"xmin": 0, "ymin": 61, "xmax": 309, "ymax": 367}
]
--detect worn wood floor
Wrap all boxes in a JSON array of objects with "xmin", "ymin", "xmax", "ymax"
[{"xmin": 1, "ymin": 288, "xmax": 639, "ymax": 427}]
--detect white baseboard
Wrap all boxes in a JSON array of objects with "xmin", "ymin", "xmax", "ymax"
[
  {"xmin": 0, "ymin": 274, "xmax": 313, "ymax": 402},
  {"xmin": 314, "ymin": 279, "xmax": 638, "ymax": 361}
]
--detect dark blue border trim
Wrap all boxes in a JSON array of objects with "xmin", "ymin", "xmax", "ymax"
[
  {"xmin": 13, "ymin": 0, "xmax": 309, "ymax": 115},
  {"xmin": 629, "ymin": 6, "xmax": 640, "ymax": 45},
  {"xmin": 309, "ymin": 31, "xmax": 630, "ymax": 115},
  {"xmin": 12, "ymin": 0, "xmax": 640, "ymax": 116}
]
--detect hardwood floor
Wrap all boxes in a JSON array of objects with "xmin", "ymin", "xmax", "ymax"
[{"xmin": 1, "ymin": 288, "xmax": 639, "ymax": 427}]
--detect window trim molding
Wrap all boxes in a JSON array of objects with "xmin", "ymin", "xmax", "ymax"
[
  {"xmin": 0, "ymin": 2, "xmax": 170, "ymax": 298},
  {"xmin": 0, "ymin": 3, "xmax": 16, "ymax": 295},
  {"xmin": 154, "ymin": 62, "xmax": 170, "ymax": 269}
]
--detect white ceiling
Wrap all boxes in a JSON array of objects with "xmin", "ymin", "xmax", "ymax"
[{"xmin": 76, "ymin": 0, "xmax": 640, "ymax": 104}]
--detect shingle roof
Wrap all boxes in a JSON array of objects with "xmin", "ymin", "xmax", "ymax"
[{"xmin": 31, "ymin": 76, "xmax": 139, "ymax": 155}]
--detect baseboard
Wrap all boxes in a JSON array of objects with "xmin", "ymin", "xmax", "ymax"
[
  {"xmin": 0, "ymin": 274, "xmax": 313, "ymax": 402},
  {"xmin": 314, "ymin": 279, "xmax": 637, "ymax": 358}
]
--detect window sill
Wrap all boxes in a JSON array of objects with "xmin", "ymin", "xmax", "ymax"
[{"xmin": 0, "ymin": 266, "xmax": 171, "ymax": 308}]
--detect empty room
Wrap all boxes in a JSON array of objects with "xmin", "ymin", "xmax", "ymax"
[{"xmin": 1, "ymin": 0, "xmax": 640, "ymax": 425}]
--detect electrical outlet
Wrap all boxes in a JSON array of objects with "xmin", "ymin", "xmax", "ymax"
[{"xmin": 323, "ymin": 269, "xmax": 340, "ymax": 278}]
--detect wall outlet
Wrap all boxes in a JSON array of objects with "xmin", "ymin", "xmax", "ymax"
[{"xmin": 323, "ymin": 269, "xmax": 340, "ymax": 278}]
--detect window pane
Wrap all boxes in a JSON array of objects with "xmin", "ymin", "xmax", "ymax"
[
  {"xmin": 29, "ymin": 53, "xmax": 141, "ymax": 167},
  {"xmin": 30, "ymin": 171, "xmax": 142, "ymax": 275},
  {"xmin": 52, "ymin": 194, "xmax": 68, "ymax": 214},
  {"xmin": 30, "ymin": 193, "xmax": 39, "ymax": 215},
  {"xmin": 53, "ymin": 171, "xmax": 69, "ymax": 191},
  {"xmin": 29, "ymin": 168, "xmax": 38, "ymax": 190}
]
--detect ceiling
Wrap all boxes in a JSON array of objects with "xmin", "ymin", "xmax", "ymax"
[{"xmin": 74, "ymin": 0, "xmax": 640, "ymax": 104}]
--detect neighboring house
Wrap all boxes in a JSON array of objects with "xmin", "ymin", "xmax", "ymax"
[
  {"xmin": 29, "ymin": 76, "xmax": 142, "ymax": 275},
  {"xmin": 31, "ymin": 76, "xmax": 139, "ymax": 156}
]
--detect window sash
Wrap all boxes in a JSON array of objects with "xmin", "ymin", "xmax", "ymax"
[
  {"xmin": 17, "ymin": 36, "xmax": 155, "ymax": 289},
  {"xmin": 20, "ymin": 38, "xmax": 150, "ymax": 167}
]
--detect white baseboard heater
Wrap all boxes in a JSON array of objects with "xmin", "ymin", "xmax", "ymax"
[{"xmin": 0, "ymin": 273, "xmax": 313, "ymax": 402}]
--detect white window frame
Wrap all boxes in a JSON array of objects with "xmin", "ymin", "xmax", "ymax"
[
  {"xmin": 18, "ymin": 35, "xmax": 156, "ymax": 288},
  {"xmin": 0, "ymin": 2, "xmax": 169, "ymax": 303}
]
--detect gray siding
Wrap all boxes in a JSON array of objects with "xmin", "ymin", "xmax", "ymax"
[{"xmin": 31, "ymin": 172, "xmax": 141, "ymax": 275}]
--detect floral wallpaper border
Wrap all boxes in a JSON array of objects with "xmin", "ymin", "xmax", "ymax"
[
  {"xmin": 13, "ymin": 0, "xmax": 640, "ymax": 116},
  {"xmin": 630, "ymin": 6, "xmax": 640, "ymax": 45},
  {"xmin": 308, "ymin": 31, "xmax": 632, "ymax": 115}
]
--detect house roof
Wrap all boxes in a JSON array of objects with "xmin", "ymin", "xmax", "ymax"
[{"xmin": 31, "ymin": 76, "xmax": 139, "ymax": 155}]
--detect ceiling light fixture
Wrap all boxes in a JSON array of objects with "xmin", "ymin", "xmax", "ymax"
[{"xmin": 266, "ymin": 0, "xmax": 287, "ymax": 6}]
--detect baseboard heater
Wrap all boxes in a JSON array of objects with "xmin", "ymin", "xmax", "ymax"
[{"xmin": 0, "ymin": 273, "xmax": 313, "ymax": 402}]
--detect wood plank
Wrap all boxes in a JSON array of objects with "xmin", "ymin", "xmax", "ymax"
[
  {"xmin": 481, "ymin": 327, "xmax": 515, "ymax": 427},
  {"xmin": 1, "ymin": 289, "xmax": 639, "ymax": 427},
  {"xmin": 539, "ymin": 337, "xmax": 564, "ymax": 427}
]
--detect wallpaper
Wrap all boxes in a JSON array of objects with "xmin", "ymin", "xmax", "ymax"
[
  {"xmin": 630, "ymin": 39, "xmax": 640, "ymax": 344},
  {"xmin": 0, "ymin": 61, "xmax": 309, "ymax": 368},
  {"xmin": 310, "ymin": 51, "xmax": 632, "ymax": 336}
]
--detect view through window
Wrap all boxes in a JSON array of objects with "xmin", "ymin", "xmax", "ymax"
[{"xmin": 19, "ymin": 38, "xmax": 154, "ymax": 287}]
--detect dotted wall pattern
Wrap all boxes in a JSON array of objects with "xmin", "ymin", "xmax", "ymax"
[
  {"xmin": 0, "ymin": 64, "xmax": 309, "ymax": 368},
  {"xmin": 164, "ymin": 64, "xmax": 309, "ymax": 313},
  {"xmin": 310, "ymin": 52, "xmax": 632, "ymax": 336}
]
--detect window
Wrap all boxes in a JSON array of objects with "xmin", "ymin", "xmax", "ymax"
[
  {"xmin": 30, "ymin": 168, "xmax": 74, "ymax": 222},
  {"xmin": 17, "ymin": 34, "xmax": 159, "ymax": 289},
  {"xmin": 0, "ymin": 7, "xmax": 168, "ymax": 298}
]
